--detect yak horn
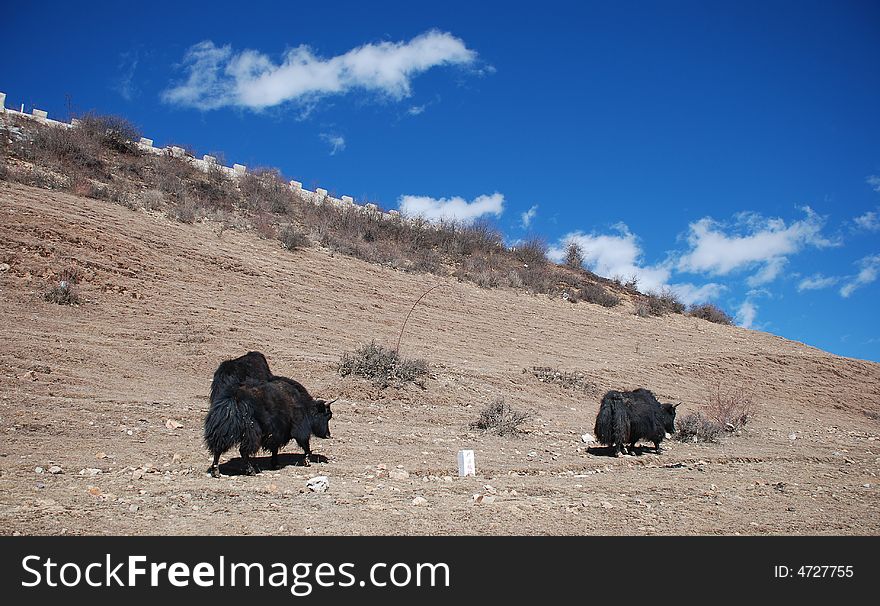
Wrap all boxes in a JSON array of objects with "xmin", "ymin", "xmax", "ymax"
[{"xmin": 325, "ymin": 398, "xmax": 339, "ymax": 405}]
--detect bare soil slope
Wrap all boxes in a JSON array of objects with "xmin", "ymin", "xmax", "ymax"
[{"xmin": 1, "ymin": 183, "xmax": 878, "ymax": 535}]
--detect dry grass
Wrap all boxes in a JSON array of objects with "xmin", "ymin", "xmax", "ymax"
[
  {"xmin": 337, "ymin": 341, "xmax": 429, "ymax": 388},
  {"xmin": 471, "ymin": 398, "xmax": 531, "ymax": 436}
]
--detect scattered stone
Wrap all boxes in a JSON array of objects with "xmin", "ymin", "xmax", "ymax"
[
  {"xmin": 34, "ymin": 467, "xmax": 44, "ymax": 474},
  {"xmin": 789, "ymin": 433, "xmax": 797, "ymax": 441},
  {"xmin": 307, "ymin": 476, "xmax": 329, "ymax": 493},
  {"xmin": 411, "ymin": 496, "xmax": 428, "ymax": 506},
  {"xmin": 129, "ymin": 504, "xmax": 139, "ymax": 513},
  {"xmin": 600, "ymin": 501, "xmax": 613, "ymax": 509},
  {"xmin": 581, "ymin": 433, "xmax": 595, "ymax": 444},
  {"xmin": 95, "ymin": 452, "xmax": 108, "ymax": 459},
  {"xmin": 165, "ymin": 419, "xmax": 183, "ymax": 430},
  {"xmin": 172, "ymin": 454, "xmax": 183, "ymax": 464},
  {"xmin": 48, "ymin": 465, "xmax": 63, "ymax": 475},
  {"xmin": 0, "ymin": 263, "xmax": 10, "ymax": 272},
  {"xmin": 473, "ymin": 494, "xmax": 497, "ymax": 505},
  {"xmin": 389, "ymin": 468, "xmax": 410, "ymax": 480},
  {"xmin": 87, "ymin": 486, "xmax": 103, "ymax": 497},
  {"xmin": 132, "ymin": 469, "xmax": 145, "ymax": 481}
]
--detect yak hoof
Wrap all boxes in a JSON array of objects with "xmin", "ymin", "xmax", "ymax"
[
  {"xmin": 245, "ymin": 465, "xmax": 259, "ymax": 476},
  {"xmin": 209, "ymin": 466, "xmax": 221, "ymax": 478}
]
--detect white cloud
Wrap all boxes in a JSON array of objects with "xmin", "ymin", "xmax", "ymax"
[
  {"xmin": 840, "ymin": 254, "xmax": 880, "ymax": 298},
  {"xmin": 797, "ymin": 274, "xmax": 839, "ymax": 292},
  {"xmin": 520, "ymin": 205, "xmax": 538, "ymax": 229},
  {"xmin": 735, "ymin": 299, "xmax": 758, "ymax": 329},
  {"xmin": 548, "ymin": 224, "xmax": 671, "ymax": 292},
  {"xmin": 320, "ymin": 133, "xmax": 346, "ymax": 155},
  {"xmin": 868, "ymin": 175, "xmax": 880, "ymax": 192},
  {"xmin": 677, "ymin": 207, "xmax": 835, "ymax": 285},
  {"xmin": 163, "ymin": 31, "xmax": 477, "ymax": 111},
  {"xmin": 398, "ymin": 192, "xmax": 504, "ymax": 224},
  {"xmin": 853, "ymin": 209, "xmax": 880, "ymax": 231},
  {"xmin": 668, "ymin": 282, "xmax": 726, "ymax": 306},
  {"xmin": 115, "ymin": 51, "xmax": 140, "ymax": 101},
  {"xmin": 407, "ymin": 105, "xmax": 426, "ymax": 115}
]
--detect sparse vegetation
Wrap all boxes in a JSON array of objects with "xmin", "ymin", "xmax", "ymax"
[
  {"xmin": 705, "ymin": 381, "xmax": 754, "ymax": 431},
  {"xmin": 529, "ymin": 367, "xmax": 595, "ymax": 391},
  {"xmin": 636, "ymin": 288, "xmax": 685, "ymax": 317},
  {"xmin": 471, "ymin": 398, "xmax": 530, "ymax": 436},
  {"xmin": 564, "ymin": 241, "xmax": 584, "ymax": 269},
  {"xmin": 279, "ymin": 225, "xmax": 309, "ymax": 250},
  {"xmin": 337, "ymin": 341, "xmax": 428, "ymax": 388},
  {"xmin": 44, "ymin": 281, "xmax": 81, "ymax": 305},
  {"xmin": 578, "ymin": 282, "xmax": 620, "ymax": 307},
  {"xmin": 687, "ymin": 303, "xmax": 734, "ymax": 325},
  {"xmin": 1, "ymin": 109, "xmax": 672, "ymax": 313},
  {"xmin": 675, "ymin": 411, "xmax": 722, "ymax": 443}
]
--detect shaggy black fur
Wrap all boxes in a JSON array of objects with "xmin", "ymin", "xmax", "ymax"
[
  {"xmin": 594, "ymin": 388, "xmax": 678, "ymax": 456},
  {"xmin": 209, "ymin": 351, "xmax": 273, "ymax": 405},
  {"xmin": 204, "ymin": 352, "xmax": 334, "ymax": 477}
]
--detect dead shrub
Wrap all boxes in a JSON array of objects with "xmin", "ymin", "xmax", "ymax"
[
  {"xmin": 687, "ymin": 303, "xmax": 734, "ymax": 325},
  {"xmin": 337, "ymin": 341, "xmax": 428, "ymax": 388},
  {"xmin": 514, "ymin": 237, "xmax": 548, "ymax": 267},
  {"xmin": 279, "ymin": 225, "xmax": 309, "ymax": 250},
  {"xmin": 75, "ymin": 113, "xmax": 141, "ymax": 154},
  {"xmin": 44, "ymin": 281, "xmax": 82, "ymax": 305},
  {"xmin": 636, "ymin": 288, "xmax": 685, "ymax": 316},
  {"xmin": 140, "ymin": 188, "xmax": 165, "ymax": 211},
  {"xmin": 564, "ymin": 241, "xmax": 584, "ymax": 269},
  {"xmin": 675, "ymin": 412, "xmax": 722, "ymax": 443},
  {"xmin": 471, "ymin": 398, "xmax": 530, "ymax": 436},
  {"xmin": 705, "ymin": 381, "xmax": 754, "ymax": 431},
  {"xmin": 239, "ymin": 169, "xmax": 294, "ymax": 214},
  {"xmin": 168, "ymin": 197, "xmax": 197, "ymax": 224},
  {"xmin": 579, "ymin": 282, "xmax": 620, "ymax": 307}
]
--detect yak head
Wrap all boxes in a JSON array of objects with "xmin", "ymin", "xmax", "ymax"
[
  {"xmin": 310, "ymin": 398, "xmax": 335, "ymax": 438},
  {"xmin": 660, "ymin": 403, "xmax": 679, "ymax": 434}
]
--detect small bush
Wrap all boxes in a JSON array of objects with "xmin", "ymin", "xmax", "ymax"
[
  {"xmin": 687, "ymin": 303, "xmax": 734, "ymax": 325},
  {"xmin": 564, "ymin": 241, "xmax": 584, "ymax": 269},
  {"xmin": 168, "ymin": 198, "xmax": 197, "ymax": 224},
  {"xmin": 579, "ymin": 282, "xmax": 620, "ymax": 307},
  {"xmin": 471, "ymin": 398, "xmax": 530, "ymax": 436},
  {"xmin": 637, "ymin": 288, "xmax": 685, "ymax": 317},
  {"xmin": 279, "ymin": 225, "xmax": 309, "ymax": 250},
  {"xmin": 44, "ymin": 281, "xmax": 81, "ymax": 305},
  {"xmin": 675, "ymin": 412, "xmax": 722, "ymax": 443},
  {"xmin": 706, "ymin": 381, "xmax": 754, "ymax": 431},
  {"xmin": 75, "ymin": 114, "xmax": 141, "ymax": 154},
  {"xmin": 514, "ymin": 237, "xmax": 548, "ymax": 267},
  {"xmin": 140, "ymin": 189, "xmax": 165, "ymax": 211},
  {"xmin": 337, "ymin": 341, "xmax": 428, "ymax": 387}
]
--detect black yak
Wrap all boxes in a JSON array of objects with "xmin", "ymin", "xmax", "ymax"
[
  {"xmin": 209, "ymin": 351, "xmax": 273, "ymax": 404},
  {"xmin": 204, "ymin": 352, "xmax": 334, "ymax": 477},
  {"xmin": 594, "ymin": 388, "xmax": 678, "ymax": 456}
]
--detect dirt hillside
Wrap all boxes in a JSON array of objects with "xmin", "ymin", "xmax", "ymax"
[{"xmin": 1, "ymin": 182, "xmax": 878, "ymax": 535}]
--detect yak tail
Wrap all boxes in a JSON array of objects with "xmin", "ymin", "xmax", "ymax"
[
  {"xmin": 204, "ymin": 385, "xmax": 260, "ymax": 457},
  {"xmin": 594, "ymin": 393, "xmax": 630, "ymax": 447}
]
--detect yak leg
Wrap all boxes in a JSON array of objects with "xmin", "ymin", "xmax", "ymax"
[
  {"xmin": 653, "ymin": 440, "xmax": 662, "ymax": 453},
  {"xmin": 209, "ymin": 453, "xmax": 222, "ymax": 478},
  {"xmin": 296, "ymin": 437, "xmax": 312, "ymax": 466},
  {"xmin": 240, "ymin": 447, "xmax": 259, "ymax": 476},
  {"xmin": 270, "ymin": 448, "xmax": 279, "ymax": 470}
]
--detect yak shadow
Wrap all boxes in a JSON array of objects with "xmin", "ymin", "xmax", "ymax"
[
  {"xmin": 217, "ymin": 452, "xmax": 329, "ymax": 476},
  {"xmin": 587, "ymin": 445, "xmax": 663, "ymax": 458}
]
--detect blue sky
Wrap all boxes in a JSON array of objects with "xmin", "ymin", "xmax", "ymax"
[{"xmin": 3, "ymin": 0, "xmax": 879, "ymax": 361}]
